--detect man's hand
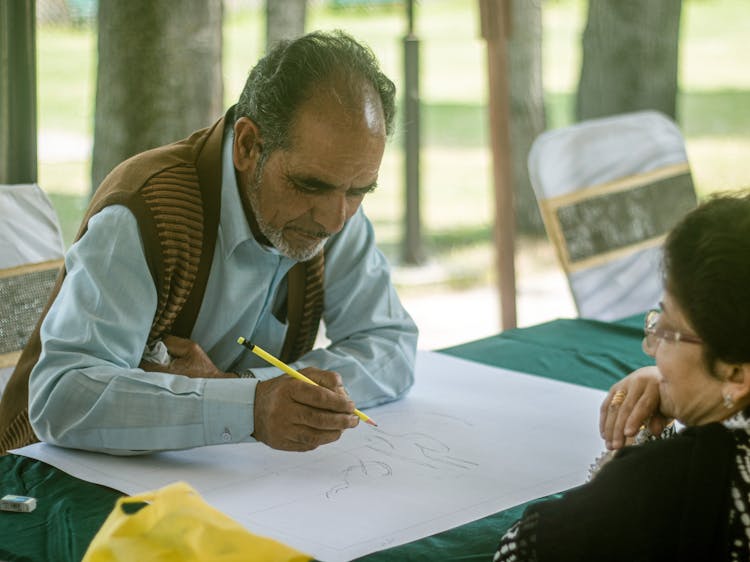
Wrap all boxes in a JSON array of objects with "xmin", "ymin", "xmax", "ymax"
[
  {"xmin": 254, "ymin": 367, "xmax": 360, "ymax": 451},
  {"xmin": 599, "ymin": 366, "xmax": 671, "ymax": 450},
  {"xmin": 140, "ymin": 335, "xmax": 235, "ymax": 379}
]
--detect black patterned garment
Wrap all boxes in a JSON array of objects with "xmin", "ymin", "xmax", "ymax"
[
  {"xmin": 493, "ymin": 412, "xmax": 750, "ymax": 562},
  {"xmin": 722, "ymin": 413, "xmax": 750, "ymax": 562}
]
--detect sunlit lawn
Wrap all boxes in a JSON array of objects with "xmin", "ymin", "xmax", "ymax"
[{"xmin": 37, "ymin": 0, "xmax": 750, "ymax": 285}]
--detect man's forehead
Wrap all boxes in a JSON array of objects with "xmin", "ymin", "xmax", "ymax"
[
  {"xmin": 362, "ymin": 94, "xmax": 383, "ymax": 132},
  {"xmin": 291, "ymin": 82, "xmax": 385, "ymax": 136}
]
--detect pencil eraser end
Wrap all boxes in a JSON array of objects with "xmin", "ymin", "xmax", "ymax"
[{"xmin": 237, "ymin": 337, "xmax": 245, "ymax": 345}]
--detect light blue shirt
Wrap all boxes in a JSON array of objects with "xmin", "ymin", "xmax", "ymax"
[{"xmin": 28, "ymin": 133, "xmax": 418, "ymax": 454}]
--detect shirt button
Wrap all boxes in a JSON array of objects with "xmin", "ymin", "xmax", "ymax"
[{"xmin": 222, "ymin": 428, "xmax": 232, "ymax": 442}]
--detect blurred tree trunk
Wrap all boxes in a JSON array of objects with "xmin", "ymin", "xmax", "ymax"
[
  {"xmin": 266, "ymin": 0, "xmax": 306, "ymax": 52},
  {"xmin": 508, "ymin": 0, "xmax": 545, "ymax": 234},
  {"xmin": 91, "ymin": 0, "xmax": 223, "ymax": 194},
  {"xmin": 576, "ymin": 0, "xmax": 682, "ymax": 121},
  {"xmin": 0, "ymin": 0, "xmax": 37, "ymax": 183}
]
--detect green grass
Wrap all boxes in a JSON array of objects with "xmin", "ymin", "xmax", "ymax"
[
  {"xmin": 37, "ymin": 0, "xmax": 750, "ymax": 280},
  {"xmin": 47, "ymin": 191, "xmax": 87, "ymax": 245},
  {"xmin": 36, "ymin": 26, "xmax": 95, "ymax": 134}
]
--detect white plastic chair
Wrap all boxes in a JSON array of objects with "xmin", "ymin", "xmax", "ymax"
[
  {"xmin": 527, "ymin": 111, "xmax": 697, "ymax": 321},
  {"xmin": 0, "ymin": 183, "xmax": 65, "ymax": 395}
]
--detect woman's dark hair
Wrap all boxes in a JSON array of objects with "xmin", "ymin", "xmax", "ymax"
[
  {"xmin": 235, "ymin": 30, "xmax": 396, "ymax": 154},
  {"xmin": 663, "ymin": 190, "xmax": 750, "ymax": 371}
]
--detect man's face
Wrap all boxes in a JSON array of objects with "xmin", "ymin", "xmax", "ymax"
[{"xmin": 234, "ymin": 88, "xmax": 386, "ymax": 262}]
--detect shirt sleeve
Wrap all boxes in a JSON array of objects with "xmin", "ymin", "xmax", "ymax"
[
  {"xmin": 279, "ymin": 208, "xmax": 419, "ymax": 407},
  {"xmin": 28, "ymin": 205, "xmax": 256, "ymax": 454}
]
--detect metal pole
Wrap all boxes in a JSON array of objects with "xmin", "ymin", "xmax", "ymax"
[
  {"xmin": 479, "ymin": 0, "xmax": 517, "ymax": 330},
  {"xmin": 402, "ymin": 0, "xmax": 424, "ymax": 264},
  {"xmin": 0, "ymin": 0, "xmax": 38, "ymax": 183}
]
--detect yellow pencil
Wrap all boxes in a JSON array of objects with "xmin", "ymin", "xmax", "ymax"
[{"xmin": 236, "ymin": 337, "xmax": 377, "ymax": 427}]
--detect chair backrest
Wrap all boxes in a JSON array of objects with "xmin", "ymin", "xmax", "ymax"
[
  {"xmin": 0, "ymin": 184, "xmax": 65, "ymax": 390},
  {"xmin": 527, "ymin": 110, "xmax": 698, "ymax": 321},
  {"xmin": 1, "ymin": 183, "xmax": 64, "ymax": 268},
  {"xmin": 0, "ymin": 260, "xmax": 63, "ymax": 368}
]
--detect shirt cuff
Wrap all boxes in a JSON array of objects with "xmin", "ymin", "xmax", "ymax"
[
  {"xmin": 248, "ymin": 365, "xmax": 285, "ymax": 381},
  {"xmin": 202, "ymin": 378, "xmax": 257, "ymax": 445}
]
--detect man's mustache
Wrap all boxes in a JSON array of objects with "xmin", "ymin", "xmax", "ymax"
[{"xmin": 287, "ymin": 226, "xmax": 330, "ymax": 240}]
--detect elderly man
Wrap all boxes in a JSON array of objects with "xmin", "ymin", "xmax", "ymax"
[{"xmin": 0, "ymin": 30, "xmax": 417, "ymax": 455}]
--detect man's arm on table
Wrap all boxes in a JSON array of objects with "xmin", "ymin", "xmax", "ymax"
[
  {"xmin": 279, "ymin": 209, "xmax": 419, "ymax": 408},
  {"xmin": 28, "ymin": 206, "xmax": 257, "ymax": 454},
  {"xmin": 28, "ymin": 207, "xmax": 416, "ymax": 455}
]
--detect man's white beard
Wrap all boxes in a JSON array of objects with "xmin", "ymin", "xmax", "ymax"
[{"xmin": 248, "ymin": 173, "xmax": 327, "ymax": 262}]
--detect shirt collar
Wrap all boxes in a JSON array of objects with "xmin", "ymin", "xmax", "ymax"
[{"xmin": 220, "ymin": 129, "xmax": 281, "ymax": 259}]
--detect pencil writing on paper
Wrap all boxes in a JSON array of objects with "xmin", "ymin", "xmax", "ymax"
[{"xmin": 236, "ymin": 336, "xmax": 377, "ymax": 426}]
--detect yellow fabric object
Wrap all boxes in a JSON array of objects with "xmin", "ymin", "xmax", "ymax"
[{"xmin": 82, "ymin": 481, "xmax": 311, "ymax": 562}]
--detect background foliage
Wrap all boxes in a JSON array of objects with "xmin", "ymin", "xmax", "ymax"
[{"xmin": 36, "ymin": 0, "xmax": 750, "ymax": 291}]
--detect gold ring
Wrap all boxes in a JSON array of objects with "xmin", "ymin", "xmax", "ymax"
[{"xmin": 610, "ymin": 390, "xmax": 627, "ymax": 407}]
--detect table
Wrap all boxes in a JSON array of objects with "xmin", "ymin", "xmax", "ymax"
[{"xmin": 0, "ymin": 315, "xmax": 650, "ymax": 561}]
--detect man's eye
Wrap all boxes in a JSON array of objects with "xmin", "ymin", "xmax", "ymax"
[
  {"xmin": 348, "ymin": 186, "xmax": 376, "ymax": 198},
  {"xmin": 292, "ymin": 182, "xmax": 319, "ymax": 194}
]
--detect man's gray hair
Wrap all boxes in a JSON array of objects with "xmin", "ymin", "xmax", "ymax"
[{"xmin": 235, "ymin": 30, "xmax": 396, "ymax": 154}]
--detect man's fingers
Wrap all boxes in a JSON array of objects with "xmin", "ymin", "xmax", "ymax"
[
  {"xmin": 272, "ymin": 427, "xmax": 348, "ymax": 451},
  {"xmin": 276, "ymin": 391, "xmax": 358, "ymax": 429},
  {"xmin": 309, "ymin": 409, "xmax": 359, "ymax": 430},
  {"xmin": 161, "ymin": 335, "xmax": 194, "ymax": 358},
  {"xmin": 140, "ymin": 360, "xmax": 161, "ymax": 372},
  {"xmin": 288, "ymin": 406, "xmax": 359, "ymax": 431},
  {"xmin": 302, "ymin": 368, "xmax": 345, "ymax": 391},
  {"xmin": 253, "ymin": 376, "xmax": 357, "ymax": 452},
  {"xmin": 289, "ymin": 378, "xmax": 355, "ymax": 414}
]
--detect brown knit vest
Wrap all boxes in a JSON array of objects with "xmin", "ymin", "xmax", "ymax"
[{"xmin": 0, "ymin": 112, "xmax": 324, "ymax": 455}]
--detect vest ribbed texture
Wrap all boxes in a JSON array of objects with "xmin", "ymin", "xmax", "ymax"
[
  {"xmin": 296, "ymin": 252, "xmax": 325, "ymax": 356},
  {"xmin": 140, "ymin": 166, "xmax": 204, "ymax": 343},
  {"xmin": 2, "ymin": 408, "xmax": 36, "ymax": 453},
  {"xmin": 280, "ymin": 252, "xmax": 325, "ymax": 363}
]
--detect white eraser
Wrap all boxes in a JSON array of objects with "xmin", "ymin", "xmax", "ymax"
[{"xmin": 0, "ymin": 494, "xmax": 37, "ymax": 513}]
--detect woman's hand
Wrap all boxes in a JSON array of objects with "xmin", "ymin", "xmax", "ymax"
[{"xmin": 599, "ymin": 366, "xmax": 671, "ymax": 450}]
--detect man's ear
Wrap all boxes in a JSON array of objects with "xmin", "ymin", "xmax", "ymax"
[{"xmin": 233, "ymin": 117, "xmax": 263, "ymax": 172}]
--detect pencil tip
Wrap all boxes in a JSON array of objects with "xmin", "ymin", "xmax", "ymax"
[{"xmin": 366, "ymin": 419, "xmax": 377, "ymax": 427}]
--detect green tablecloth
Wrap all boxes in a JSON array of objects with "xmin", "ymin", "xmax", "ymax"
[{"xmin": 0, "ymin": 315, "xmax": 650, "ymax": 562}]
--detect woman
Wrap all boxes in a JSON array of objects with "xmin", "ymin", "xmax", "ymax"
[{"xmin": 493, "ymin": 191, "xmax": 750, "ymax": 562}]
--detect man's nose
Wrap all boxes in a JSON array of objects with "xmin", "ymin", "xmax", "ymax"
[{"xmin": 313, "ymin": 192, "xmax": 350, "ymax": 234}]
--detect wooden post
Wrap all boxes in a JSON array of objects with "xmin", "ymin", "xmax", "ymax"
[
  {"xmin": 479, "ymin": 0, "xmax": 517, "ymax": 330},
  {"xmin": 402, "ymin": 0, "xmax": 424, "ymax": 264}
]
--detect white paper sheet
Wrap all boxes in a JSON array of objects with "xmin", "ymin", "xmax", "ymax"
[{"xmin": 14, "ymin": 351, "xmax": 607, "ymax": 561}]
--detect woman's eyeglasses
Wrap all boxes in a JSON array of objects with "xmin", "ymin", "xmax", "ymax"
[{"xmin": 643, "ymin": 309, "xmax": 703, "ymax": 351}]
